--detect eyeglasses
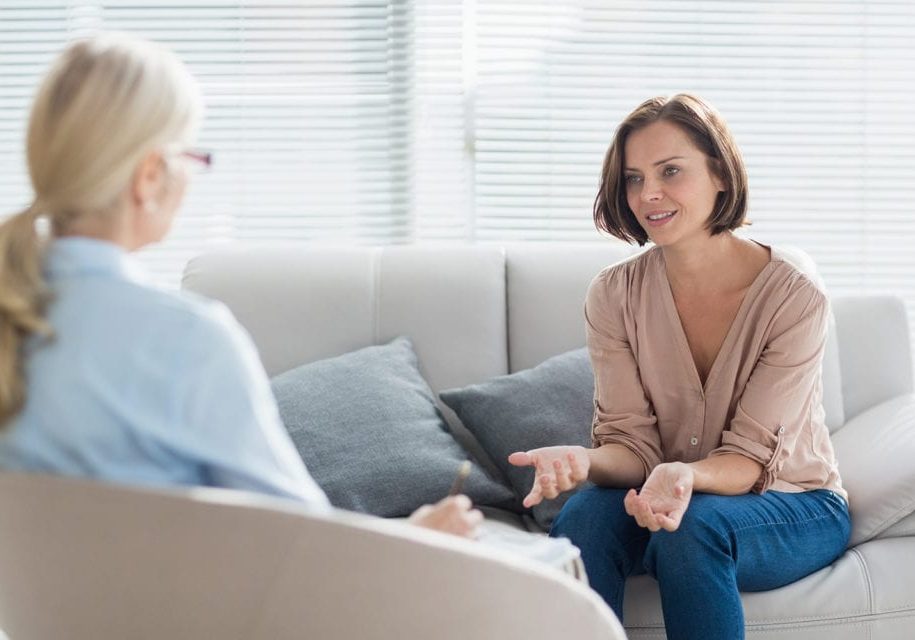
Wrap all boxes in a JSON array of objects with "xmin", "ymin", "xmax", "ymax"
[{"xmin": 179, "ymin": 149, "xmax": 213, "ymax": 174}]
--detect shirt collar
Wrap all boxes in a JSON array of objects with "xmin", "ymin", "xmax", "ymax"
[{"xmin": 45, "ymin": 237, "xmax": 151, "ymax": 284}]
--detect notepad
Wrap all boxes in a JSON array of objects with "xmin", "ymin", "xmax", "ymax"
[{"xmin": 477, "ymin": 522, "xmax": 588, "ymax": 583}]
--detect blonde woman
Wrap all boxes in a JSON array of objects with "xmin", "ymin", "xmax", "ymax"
[{"xmin": 0, "ymin": 34, "xmax": 480, "ymax": 538}]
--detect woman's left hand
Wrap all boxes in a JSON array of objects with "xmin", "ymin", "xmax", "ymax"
[{"xmin": 624, "ymin": 462, "xmax": 694, "ymax": 532}]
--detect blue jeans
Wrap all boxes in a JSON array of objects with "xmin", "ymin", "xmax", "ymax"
[{"xmin": 550, "ymin": 487, "xmax": 850, "ymax": 640}]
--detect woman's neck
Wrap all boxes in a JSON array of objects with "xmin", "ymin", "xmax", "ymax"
[
  {"xmin": 661, "ymin": 232, "xmax": 759, "ymax": 295},
  {"xmin": 55, "ymin": 210, "xmax": 139, "ymax": 252}
]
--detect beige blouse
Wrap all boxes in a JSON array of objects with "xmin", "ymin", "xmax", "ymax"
[{"xmin": 586, "ymin": 244, "xmax": 845, "ymax": 500}]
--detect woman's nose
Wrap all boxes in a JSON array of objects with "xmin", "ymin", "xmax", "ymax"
[{"xmin": 640, "ymin": 177, "xmax": 663, "ymax": 202}]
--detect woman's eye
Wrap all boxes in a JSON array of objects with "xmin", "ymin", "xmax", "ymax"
[
  {"xmin": 663, "ymin": 166, "xmax": 680, "ymax": 177},
  {"xmin": 625, "ymin": 174, "xmax": 642, "ymax": 185}
]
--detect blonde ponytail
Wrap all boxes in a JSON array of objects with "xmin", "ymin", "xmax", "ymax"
[
  {"xmin": 0, "ymin": 203, "xmax": 52, "ymax": 426},
  {"xmin": 0, "ymin": 33, "xmax": 202, "ymax": 427}
]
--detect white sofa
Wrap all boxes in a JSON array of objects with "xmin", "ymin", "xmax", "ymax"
[{"xmin": 180, "ymin": 243, "xmax": 915, "ymax": 639}]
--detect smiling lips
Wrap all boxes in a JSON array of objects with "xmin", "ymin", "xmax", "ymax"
[{"xmin": 645, "ymin": 210, "xmax": 677, "ymax": 227}]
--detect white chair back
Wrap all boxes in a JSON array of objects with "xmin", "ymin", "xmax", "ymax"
[{"xmin": 0, "ymin": 473, "xmax": 625, "ymax": 640}]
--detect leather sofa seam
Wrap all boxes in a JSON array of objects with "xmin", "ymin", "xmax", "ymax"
[
  {"xmin": 371, "ymin": 247, "xmax": 382, "ymax": 344},
  {"xmin": 625, "ymin": 604, "xmax": 915, "ymax": 630},
  {"xmin": 502, "ymin": 247, "xmax": 512, "ymax": 373},
  {"xmin": 748, "ymin": 604, "xmax": 915, "ymax": 624},
  {"xmin": 866, "ymin": 499, "xmax": 915, "ymax": 543},
  {"xmin": 745, "ymin": 607, "xmax": 915, "ymax": 624},
  {"xmin": 850, "ymin": 546, "xmax": 875, "ymax": 618}
]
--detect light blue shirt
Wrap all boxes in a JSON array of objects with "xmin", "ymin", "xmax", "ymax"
[{"xmin": 0, "ymin": 237, "xmax": 330, "ymax": 510}]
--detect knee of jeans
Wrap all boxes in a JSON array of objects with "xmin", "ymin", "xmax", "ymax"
[
  {"xmin": 550, "ymin": 490, "xmax": 595, "ymax": 540},
  {"xmin": 643, "ymin": 512, "xmax": 728, "ymax": 578}
]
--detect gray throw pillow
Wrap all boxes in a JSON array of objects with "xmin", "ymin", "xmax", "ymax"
[
  {"xmin": 440, "ymin": 348, "xmax": 595, "ymax": 530},
  {"xmin": 271, "ymin": 337, "xmax": 515, "ymax": 517}
]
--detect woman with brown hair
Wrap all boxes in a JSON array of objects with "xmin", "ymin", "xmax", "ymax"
[{"xmin": 510, "ymin": 94, "xmax": 849, "ymax": 639}]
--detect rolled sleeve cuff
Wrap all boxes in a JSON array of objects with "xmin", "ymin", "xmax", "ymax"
[{"xmin": 711, "ymin": 427, "xmax": 786, "ymax": 494}]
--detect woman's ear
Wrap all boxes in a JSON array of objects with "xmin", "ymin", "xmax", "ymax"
[{"xmin": 130, "ymin": 150, "xmax": 165, "ymax": 213}]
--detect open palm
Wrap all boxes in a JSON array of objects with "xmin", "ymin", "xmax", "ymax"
[
  {"xmin": 624, "ymin": 462, "xmax": 694, "ymax": 532},
  {"xmin": 507, "ymin": 446, "xmax": 590, "ymax": 508}
]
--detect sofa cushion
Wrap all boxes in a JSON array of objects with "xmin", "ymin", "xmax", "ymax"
[
  {"xmin": 271, "ymin": 337, "xmax": 514, "ymax": 517},
  {"xmin": 831, "ymin": 393, "xmax": 915, "ymax": 546},
  {"xmin": 440, "ymin": 348, "xmax": 595, "ymax": 530}
]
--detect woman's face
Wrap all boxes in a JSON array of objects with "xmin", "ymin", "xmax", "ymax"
[{"xmin": 623, "ymin": 119, "xmax": 725, "ymax": 248}]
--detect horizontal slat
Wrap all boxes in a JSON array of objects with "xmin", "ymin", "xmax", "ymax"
[{"xmin": 1, "ymin": 0, "xmax": 914, "ymax": 353}]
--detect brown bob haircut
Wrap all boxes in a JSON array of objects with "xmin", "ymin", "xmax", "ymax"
[{"xmin": 593, "ymin": 93, "xmax": 749, "ymax": 246}]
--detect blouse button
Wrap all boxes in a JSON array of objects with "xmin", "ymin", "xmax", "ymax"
[
  {"xmin": 690, "ymin": 436, "xmax": 698, "ymax": 446},
  {"xmin": 778, "ymin": 426, "xmax": 786, "ymax": 435}
]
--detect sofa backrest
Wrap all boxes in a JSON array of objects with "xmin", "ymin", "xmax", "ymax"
[
  {"xmin": 183, "ymin": 244, "xmax": 912, "ymax": 430},
  {"xmin": 504, "ymin": 243, "xmax": 633, "ymax": 371},
  {"xmin": 832, "ymin": 296, "xmax": 914, "ymax": 421},
  {"xmin": 183, "ymin": 245, "xmax": 508, "ymax": 394}
]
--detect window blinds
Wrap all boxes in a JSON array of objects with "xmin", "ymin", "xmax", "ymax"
[
  {"xmin": 1, "ymin": 0, "xmax": 914, "ymax": 348},
  {"xmin": 470, "ymin": 0, "xmax": 915, "ymax": 348},
  {"xmin": 1, "ymin": 0, "xmax": 413, "ymax": 282}
]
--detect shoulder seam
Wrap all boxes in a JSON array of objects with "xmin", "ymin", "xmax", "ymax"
[
  {"xmin": 770, "ymin": 246, "xmax": 827, "ymax": 296},
  {"xmin": 593, "ymin": 246, "xmax": 656, "ymax": 283}
]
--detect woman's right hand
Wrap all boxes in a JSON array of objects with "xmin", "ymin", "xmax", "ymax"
[
  {"xmin": 408, "ymin": 495, "xmax": 484, "ymax": 538},
  {"xmin": 507, "ymin": 446, "xmax": 590, "ymax": 507}
]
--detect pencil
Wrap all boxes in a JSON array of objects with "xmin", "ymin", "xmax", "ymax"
[{"xmin": 448, "ymin": 460, "xmax": 472, "ymax": 496}]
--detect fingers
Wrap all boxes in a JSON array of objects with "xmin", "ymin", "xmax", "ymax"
[
  {"xmin": 624, "ymin": 489, "xmax": 662, "ymax": 532},
  {"xmin": 441, "ymin": 496, "xmax": 483, "ymax": 538},
  {"xmin": 552, "ymin": 459, "xmax": 574, "ymax": 492},
  {"xmin": 623, "ymin": 489, "xmax": 640, "ymax": 518},
  {"xmin": 567, "ymin": 451, "xmax": 587, "ymax": 483},
  {"xmin": 448, "ymin": 504, "xmax": 483, "ymax": 539},
  {"xmin": 521, "ymin": 457, "xmax": 561, "ymax": 507},
  {"xmin": 412, "ymin": 495, "xmax": 484, "ymax": 538},
  {"xmin": 633, "ymin": 497, "xmax": 659, "ymax": 531},
  {"xmin": 515, "ymin": 449, "xmax": 587, "ymax": 509},
  {"xmin": 625, "ymin": 486, "xmax": 688, "ymax": 532},
  {"xmin": 446, "ymin": 494, "xmax": 472, "ymax": 510},
  {"xmin": 530, "ymin": 453, "xmax": 546, "ymax": 476},
  {"xmin": 409, "ymin": 504, "xmax": 432, "ymax": 522},
  {"xmin": 523, "ymin": 480, "xmax": 544, "ymax": 508},
  {"xmin": 507, "ymin": 451, "xmax": 533, "ymax": 467},
  {"xmin": 623, "ymin": 489, "xmax": 641, "ymax": 523},
  {"xmin": 523, "ymin": 469, "xmax": 564, "ymax": 507},
  {"xmin": 657, "ymin": 513, "xmax": 681, "ymax": 532},
  {"xmin": 539, "ymin": 473, "xmax": 560, "ymax": 500}
]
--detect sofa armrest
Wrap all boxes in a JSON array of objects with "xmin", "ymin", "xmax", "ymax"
[{"xmin": 831, "ymin": 393, "xmax": 915, "ymax": 546}]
